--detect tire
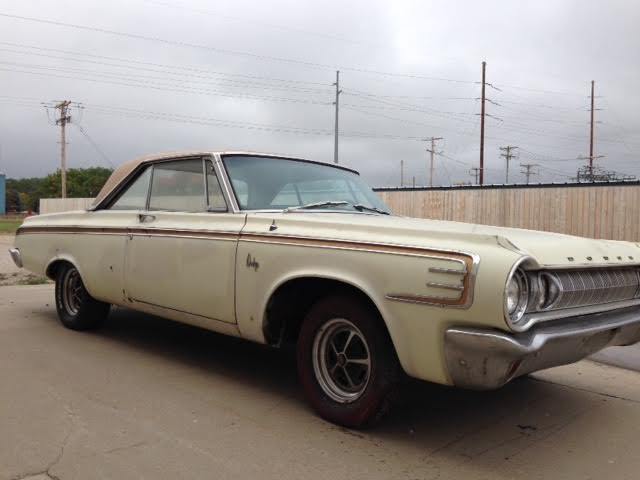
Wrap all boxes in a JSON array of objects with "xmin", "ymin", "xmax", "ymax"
[
  {"xmin": 297, "ymin": 294, "xmax": 401, "ymax": 428},
  {"xmin": 55, "ymin": 263, "xmax": 110, "ymax": 331}
]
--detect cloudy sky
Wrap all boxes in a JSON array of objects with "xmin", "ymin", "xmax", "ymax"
[{"xmin": 0, "ymin": 0, "xmax": 638, "ymax": 187}]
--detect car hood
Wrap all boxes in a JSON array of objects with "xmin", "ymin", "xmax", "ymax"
[{"xmin": 250, "ymin": 212, "xmax": 640, "ymax": 269}]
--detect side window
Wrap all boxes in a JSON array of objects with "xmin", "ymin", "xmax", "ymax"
[
  {"xmin": 231, "ymin": 179, "xmax": 249, "ymax": 208},
  {"xmin": 149, "ymin": 159, "xmax": 206, "ymax": 212},
  {"xmin": 109, "ymin": 166, "xmax": 152, "ymax": 210},
  {"xmin": 205, "ymin": 161, "xmax": 227, "ymax": 211}
]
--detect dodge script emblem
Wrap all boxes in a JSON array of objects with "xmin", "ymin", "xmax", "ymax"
[{"xmin": 246, "ymin": 253, "xmax": 260, "ymax": 272}]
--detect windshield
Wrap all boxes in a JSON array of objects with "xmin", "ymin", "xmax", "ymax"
[{"xmin": 223, "ymin": 155, "xmax": 391, "ymax": 214}]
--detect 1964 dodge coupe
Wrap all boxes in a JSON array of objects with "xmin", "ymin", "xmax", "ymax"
[{"xmin": 9, "ymin": 151, "xmax": 640, "ymax": 427}]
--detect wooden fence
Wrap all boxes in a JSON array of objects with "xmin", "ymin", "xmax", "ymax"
[
  {"xmin": 35, "ymin": 184, "xmax": 640, "ymax": 242},
  {"xmin": 39, "ymin": 198, "xmax": 94, "ymax": 214},
  {"xmin": 376, "ymin": 183, "xmax": 640, "ymax": 242}
]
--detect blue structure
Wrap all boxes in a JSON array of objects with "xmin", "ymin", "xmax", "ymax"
[{"xmin": 0, "ymin": 173, "xmax": 5, "ymax": 215}]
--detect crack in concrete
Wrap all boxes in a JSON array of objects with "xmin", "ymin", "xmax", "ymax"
[
  {"xmin": 104, "ymin": 441, "xmax": 148, "ymax": 455},
  {"xmin": 44, "ymin": 402, "xmax": 76, "ymax": 480},
  {"xmin": 11, "ymin": 402, "xmax": 77, "ymax": 480}
]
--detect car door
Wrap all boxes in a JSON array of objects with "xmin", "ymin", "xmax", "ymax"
[
  {"xmin": 81, "ymin": 165, "xmax": 154, "ymax": 304},
  {"xmin": 124, "ymin": 156, "xmax": 243, "ymax": 324}
]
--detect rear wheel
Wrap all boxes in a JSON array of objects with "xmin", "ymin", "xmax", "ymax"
[
  {"xmin": 297, "ymin": 294, "xmax": 401, "ymax": 428},
  {"xmin": 55, "ymin": 263, "xmax": 110, "ymax": 330}
]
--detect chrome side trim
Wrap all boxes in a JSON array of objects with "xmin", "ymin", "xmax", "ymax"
[
  {"xmin": 444, "ymin": 305, "xmax": 640, "ymax": 390},
  {"xmin": 212, "ymin": 153, "xmax": 240, "ymax": 213},
  {"xmin": 429, "ymin": 267, "xmax": 467, "ymax": 275},
  {"xmin": 17, "ymin": 226, "xmax": 238, "ymax": 240},
  {"xmin": 17, "ymin": 223, "xmax": 481, "ymax": 308},
  {"xmin": 385, "ymin": 255, "xmax": 480, "ymax": 309},
  {"xmin": 426, "ymin": 282, "xmax": 465, "ymax": 291},
  {"xmin": 9, "ymin": 248, "xmax": 22, "ymax": 268},
  {"xmin": 385, "ymin": 293, "xmax": 462, "ymax": 307},
  {"xmin": 242, "ymin": 233, "xmax": 480, "ymax": 308},
  {"xmin": 522, "ymin": 298, "xmax": 640, "ymax": 324}
]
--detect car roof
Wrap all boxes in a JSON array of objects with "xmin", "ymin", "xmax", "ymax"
[{"xmin": 91, "ymin": 150, "xmax": 360, "ymax": 209}]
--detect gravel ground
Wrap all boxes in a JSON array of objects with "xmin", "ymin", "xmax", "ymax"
[{"xmin": 0, "ymin": 235, "xmax": 49, "ymax": 286}]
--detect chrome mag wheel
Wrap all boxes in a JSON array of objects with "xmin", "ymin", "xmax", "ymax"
[
  {"xmin": 312, "ymin": 318, "xmax": 371, "ymax": 403},
  {"xmin": 61, "ymin": 267, "xmax": 83, "ymax": 316}
]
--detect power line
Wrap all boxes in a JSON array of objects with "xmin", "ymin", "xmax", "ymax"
[
  {"xmin": 0, "ymin": 41, "xmax": 331, "ymax": 86},
  {"xmin": 0, "ymin": 65, "xmax": 333, "ymax": 106},
  {"xmin": 0, "ymin": 58, "xmax": 333, "ymax": 96},
  {"xmin": 0, "ymin": 12, "xmax": 477, "ymax": 82},
  {"xmin": 1, "ymin": 96, "xmax": 430, "ymax": 144},
  {"xmin": 0, "ymin": 46, "xmax": 334, "ymax": 93},
  {"xmin": 492, "ymin": 82, "xmax": 589, "ymax": 97},
  {"xmin": 72, "ymin": 123, "xmax": 114, "ymax": 168},
  {"xmin": 343, "ymin": 88, "xmax": 476, "ymax": 119},
  {"xmin": 81, "ymin": 103, "xmax": 429, "ymax": 141}
]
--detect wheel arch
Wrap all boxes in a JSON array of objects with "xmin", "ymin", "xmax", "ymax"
[
  {"xmin": 262, "ymin": 273, "xmax": 397, "ymax": 353},
  {"xmin": 45, "ymin": 255, "xmax": 87, "ymax": 285}
]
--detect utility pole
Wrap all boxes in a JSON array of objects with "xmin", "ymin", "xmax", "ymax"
[
  {"xmin": 333, "ymin": 70, "xmax": 341, "ymax": 164},
  {"xmin": 424, "ymin": 136, "xmax": 444, "ymax": 187},
  {"xmin": 499, "ymin": 145, "xmax": 518, "ymax": 183},
  {"xmin": 479, "ymin": 61, "xmax": 486, "ymax": 185},
  {"xmin": 577, "ymin": 81, "xmax": 604, "ymax": 181},
  {"xmin": 54, "ymin": 100, "xmax": 72, "ymax": 198},
  {"xmin": 589, "ymin": 80, "xmax": 595, "ymax": 175},
  {"xmin": 520, "ymin": 163, "xmax": 538, "ymax": 184},
  {"xmin": 412, "ymin": 176, "xmax": 416, "ymax": 189},
  {"xmin": 400, "ymin": 160, "xmax": 404, "ymax": 187},
  {"xmin": 469, "ymin": 167, "xmax": 481, "ymax": 185}
]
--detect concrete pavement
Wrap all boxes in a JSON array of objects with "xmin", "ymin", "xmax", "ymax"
[{"xmin": 2, "ymin": 284, "xmax": 640, "ymax": 480}]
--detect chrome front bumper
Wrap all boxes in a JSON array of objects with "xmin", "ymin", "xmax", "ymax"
[
  {"xmin": 445, "ymin": 306, "xmax": 640, "ymax": 390},
  {"xmin": 8, "ymin": 248, "xmax": 22, "ymax": 268}
]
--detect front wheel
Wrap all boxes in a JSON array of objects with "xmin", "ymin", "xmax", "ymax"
[
  {"xmin": 55, "ymin": 263, "xmax": 110, "ymax": 330},
  {"xmin": 297, "ymin": 294, "xmax": 401, "ymax": 428}
]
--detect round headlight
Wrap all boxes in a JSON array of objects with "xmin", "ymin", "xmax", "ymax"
[{"xmin": 505, "ymin": 268, "xmax": 529, "ymax": 326}]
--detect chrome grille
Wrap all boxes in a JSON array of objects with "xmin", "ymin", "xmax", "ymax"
[{"xmin": 551, "ymin": 268, "xmax": 640, "ymax": 310}]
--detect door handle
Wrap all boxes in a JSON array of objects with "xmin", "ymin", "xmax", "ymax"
[{"xmin": 138, "ymin": 213, "xmax": 156, "ymax": 223}]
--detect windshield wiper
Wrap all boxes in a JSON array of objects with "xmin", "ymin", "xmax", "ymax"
[
  {"xmin": 353, "ymin": 204, "xmax": 390, "ymax": 215},
  {"xmin": 283, "ymin": 200, "xmax": 349, "ymax": 213}
]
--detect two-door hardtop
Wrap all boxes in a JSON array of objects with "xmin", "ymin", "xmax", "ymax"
[{"xmin": 10, "ymin": 151, "xmax": 640, "ymax": 427}]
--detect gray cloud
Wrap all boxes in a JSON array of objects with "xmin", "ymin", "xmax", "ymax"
[{"xmin": 0, "ymin": 0, "xmax": 638, "ymax": 187}]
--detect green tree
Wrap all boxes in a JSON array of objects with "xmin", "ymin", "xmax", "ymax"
[
  {"xmin": 7, "ymin": 167, "xmax": 112, "ymax": 212},
  {"xmin": 5, "ymin": 188, "xmax": 21, "ymax": 212},
  {"xmin": 40, "ymin": 167, "xmax": 113, "ymax": 198}
]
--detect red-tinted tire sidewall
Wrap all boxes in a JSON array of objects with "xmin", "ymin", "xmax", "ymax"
[{"xmin": 297, "ymin": 295, "xmax": 399, "ymax": 428}]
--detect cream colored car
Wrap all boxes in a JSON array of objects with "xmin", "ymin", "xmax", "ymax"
[{"xmin": 10, "ymin": 151, "xmax": 640, "ymax": 427}]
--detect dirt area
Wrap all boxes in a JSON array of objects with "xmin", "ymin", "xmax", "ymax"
[{"xmin": 0, "ymin": 235, "xmax": 50, "ymax": 286}]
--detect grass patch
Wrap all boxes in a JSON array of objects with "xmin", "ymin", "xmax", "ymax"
[
  {"xmin": 0, "ymin": 218, "xmax": 22, "ymax": 234},
  {"xmin": 18, "ymin": 275, "xmax": 50, "ymax": 285},
  {"xmin": 0, "ymin": 272, "xmax": 50, "ymax": 286}
]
